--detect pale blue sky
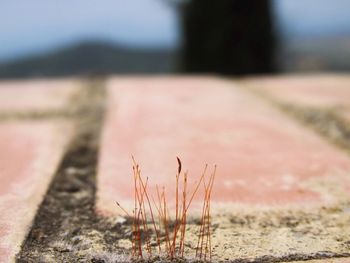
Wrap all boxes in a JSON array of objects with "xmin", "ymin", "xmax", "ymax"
[
  {"xmin": 0, "ymin": 0, "xmax": 179, "ymax": 61},
  {"xmin": 275, "ymin": 0, "xmax": 350, "ymax": 38},
  {"xmin": 0, "ymin": 0, "xmax": 350, "ymax": 61}
]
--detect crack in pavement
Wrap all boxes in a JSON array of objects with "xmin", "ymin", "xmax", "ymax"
[
  {"xmin": 16, "ymin": 78, "xmax": 108, "ymax": 262},
  {"xmin": 277, "ymin": 104, "xmax": 350, "ymax": 155},
  {"xmin": 240, "ymin": 80, "xmax": 350, "ymax": 156}
]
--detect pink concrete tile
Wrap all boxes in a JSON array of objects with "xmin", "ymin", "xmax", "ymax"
[
  {"xmin": 0, "ymin": 121, "xmax": 72, "ymax": 262},
  {"xmin": 245, "ymin": 74, "xmax": 350, "ymax": 108},
  {"xmin": 0, "ymin": 78, "xmax": 79, "ymax": 112},
  {"xmin": 97, "ymin": 77, "xmax": 350, "ymax": 214}
]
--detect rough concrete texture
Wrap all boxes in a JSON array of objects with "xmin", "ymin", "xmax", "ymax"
[
  {"xmin": 0, "ymin": 121, "xmax": 73, "ymax": 262},
  {"xmin": 95, "ymin": 77, "xmax": 350, "ymax": 261},
  {"xmin": 0, "ymin": 78, "xmax": 79, "ymax": 113},
  {"xmin": 340, "ymin": 109, "xmax": 350, "ymax": 123}
]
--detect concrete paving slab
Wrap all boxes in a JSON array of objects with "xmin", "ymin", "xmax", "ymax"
[
  {"xmin": 0, "ymin": 78, "xmax": 79, "ymax": 113},
  {"xmin": 95, "ymin": 77, "xmax": 350, "ymax": 261},
  {"xmin": 0, "ymin": 121, "xmax": 72, "ymax": 262},
  {"xmin": 97, "ymin": 77, "xmax": 350, "ymax": 214}
]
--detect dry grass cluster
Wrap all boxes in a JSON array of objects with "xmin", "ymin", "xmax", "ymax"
[{"xmin": 116, "ymin": 157, "xmax": 216, "ymax": 261}]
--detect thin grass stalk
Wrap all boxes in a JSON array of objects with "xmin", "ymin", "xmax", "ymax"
[
  {"xmin": 208, "ymin": 166, "xmax": 216, "ymax": 260},
  {"xmin": 201, "ymin": 166, "xmax": 216, "ymax": 260},
  {"xmin": 156, "ymin": 185, "xmax": 169, "ymax": 255},
  {"xmin": 180, "ymin": 172, "xmax": 188, "ymax": 257},
  {"xmin": 171, "ymin": 166, "xmax": 180, "ymax": 256},
  {"xmin": 138, "ymin": 175, "xmax": 151, "ymax": 256},
  {"xmin": 139, "ymin": 177, "xmax": 162, "ymax": 254},
  {"xmin": 132, "ymin": 166, "xmax": 138, "ymax": 258},
  {"xmin": 162, "ymin": 189, "xmax": 172, "ymax": 257},
  {"xmin": 196, "ymin": 173, "xmax": 209, "ymax": 258},
  {"xmin": 136, "ymin": 206, "xmax": 143, "ymax": 258}
]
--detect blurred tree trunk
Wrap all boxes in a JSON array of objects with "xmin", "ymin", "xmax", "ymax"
[{"xmin": 180, "ymin": 0, "xmax": 276, "ymax": 75}]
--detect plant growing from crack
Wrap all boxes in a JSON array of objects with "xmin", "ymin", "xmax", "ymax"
[{"xmin": 116, "ymin": 157, "xmax": 216, "ymax": 261}]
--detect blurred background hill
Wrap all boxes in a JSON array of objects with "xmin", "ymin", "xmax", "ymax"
[
  {"xmin": 0, "ymin": 42, "xmax": 177, "ymax": 78},
  {"xmin": 279, "ymin": 36, "xmax": 350, "ymax": 72}
]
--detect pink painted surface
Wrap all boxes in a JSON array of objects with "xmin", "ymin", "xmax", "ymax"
[
  {"xmin": 0, "ymin": 121, "xmax": 72, "ymax": 262},
  {"xmin": 0, "ymin": 78, "xmax": 78, "ymax": 112},
  {"xmin": 97, "ymin": 77, "xmax": 350, "ymax": 214},
  {"xmin": 245, "ymin": 74, "xmax": 350, "ymax": 108}
]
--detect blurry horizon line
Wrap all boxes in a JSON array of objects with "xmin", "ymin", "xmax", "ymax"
[
  {"xmin": 4, "ymin": 31, "xmax": 350, "ymax": 65},
  {"xmin": 0, "ymin": 38, "xmax": 181, "ymax": 64}
]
